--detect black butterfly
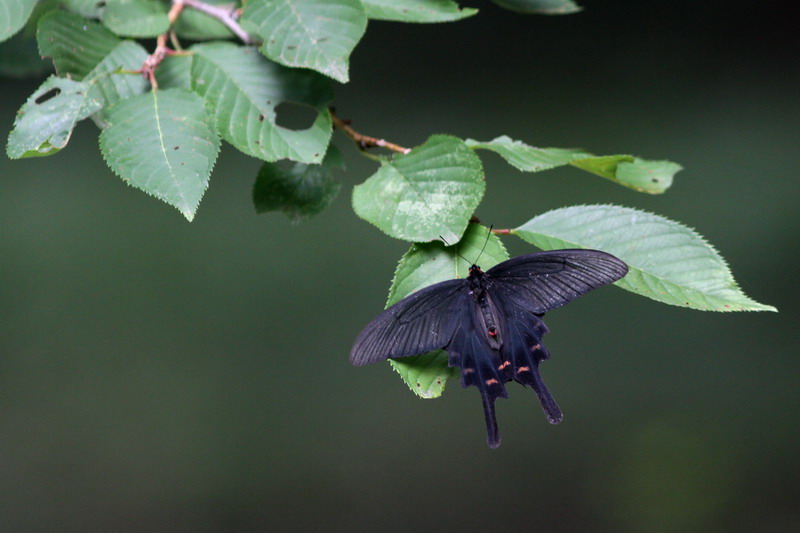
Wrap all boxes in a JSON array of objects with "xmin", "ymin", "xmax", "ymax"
[{"xmin": 350, "ymin": 249, "xmax": 628, "ymax": 448}]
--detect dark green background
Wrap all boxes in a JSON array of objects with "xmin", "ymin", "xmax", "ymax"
[{"xmin": 1, "ymin": 1, "xmax": 797, "ymax": 531}]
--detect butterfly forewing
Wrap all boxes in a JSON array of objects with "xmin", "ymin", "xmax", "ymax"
[
  {"xmin": 350, "ymin": 279, "xmax": 468, "ymax": 366},
  {"xmin": 486, "ymin": 249, "xmax": 629, "ymax": 314}
]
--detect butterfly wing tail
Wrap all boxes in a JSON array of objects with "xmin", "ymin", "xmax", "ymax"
[
  {"xmin": 524, "ymin": 361, "xmax": 563, "ymax": 424},
  {"xmin": 480, "ymin": 389, "xmax": 501, "ymax": 449},
  {"xmin": 448, "ymin": 328, "xmax": 508, "ymax": 448},
  {"xmin": 502, "ymin": 311, "xmax": 564, "ymax": 424}
]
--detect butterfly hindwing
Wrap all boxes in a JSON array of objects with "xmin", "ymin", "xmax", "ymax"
[
  {"xmin": 491, "ymin": 291, "xmax": 563, "ymax": 424},
  {"xmin": 350, "ymin": 279, "xmax": 469, "ymax": 366},
  {"xmin": 486, "ymin": 249, "xmax": 629, "ymax": 314}
]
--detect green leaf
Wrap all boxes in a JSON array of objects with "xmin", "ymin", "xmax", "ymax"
[
  {"xmin": 191, "ymin": 42, "xmax": 333, "ymax": 164},
  {"xmin": 37, "ymin": 10, "xmax": 120, "ymax": 79},
  {"xmin": 84, "ymin": 40, "xmax": 150, "ymax": 126},
  {"xmin": 466, "ymin": 136, "xmax": 681, "ymax": 194},
  {"xmin": 387, "ymin": 223, "xmax": 509, "ymax": 398},
  {"xmin": 570, "ymin": 156, "xmax": 682, "ymax": 194},
  {"xmin": 62, "ymin": 0, "xmax": 105, "ymax": 18},
  {"xmin": 7, "ymin": 76, "xmax": 103, "ymax": 159},
  {"xmin": 241, "ymin": 0, "xmax": 367, "ymax": 83},
  {"xmin": 352, "ymin": 135, "xmax": 485, "ymax": 243},
  {"xmin": 253, "ymin": 145, "xmax": 342, "ymax": 221},
  {"xmin": 390, "ymin": 352, "xmax": 454, "ymax": 399},
  {"xmin": 386, "ymin": 223, "xmax": 508, "ymax": 306},
  {"xmin": 0, "ymin": 30, "xmax": 51, "ymax": 77},
  {"xmin": 155, "ymin": 54, "xmax": 192, "ymax": 90},
  {"xmin": 174, "ymin": 0, "xmax": 234, "ymax": 40},
  {"xmin": 491, "ymin": 0, "xmax": 581, "ymax": 14},
  {"xmin": 361, "ymin": 0, "xmax": 478, "ymax": 22},
  {"xmin": 99, "ymin": 88, "xmax": 221, "ymax": 221},
  {"xmin": 0, "ymin": 0, "xmax": 37, "ymax": 42},
  {"xmin": 466, "ymin": 136, "xmax": 592, "ymax": 171},
  {"xmin": 515, "ymin": 205, "xmax": 776, "ymax": 312},
  {"xmin": 101, "ymin": 0, "xmax": 169, "ymax": 37}
]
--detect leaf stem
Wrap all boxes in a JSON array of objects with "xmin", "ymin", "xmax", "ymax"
[
  {"xmin": 491, "ymin": 228, "xmax": 513, "ymax": 235},
  {"xmin": 330, "ymin": 109, "xmax": 411, "ymax": 155}
]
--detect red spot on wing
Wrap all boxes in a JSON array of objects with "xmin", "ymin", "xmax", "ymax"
[
  {"xmin": 517, "ymin": 366, "xmax": 530, "ymax": 373},
  {"xmin": 498, "ymin": 361, "xmax": 510, "ymax": 370},
  {"xmin": 485, "ymin": 378, "xmax": 499, "ymax": 386}
]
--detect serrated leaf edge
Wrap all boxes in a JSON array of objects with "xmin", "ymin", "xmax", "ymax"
[{"xmin": 515, "ymin": 204, "xmax": 776, "ymax": 312}]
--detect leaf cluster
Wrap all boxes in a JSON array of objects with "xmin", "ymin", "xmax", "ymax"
[{"xmin": 1, "ymin": 0, "xmax": 775, "ymax": 399}]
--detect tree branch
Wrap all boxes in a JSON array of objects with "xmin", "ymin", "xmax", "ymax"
[
  {"xmin": 330, "ymin": 109, "xmax": 411, "ymax": 155},
  {"xmin": 139, "ymin": 2, "xmax": 186, "ymax": 87},
  {"xmin": 140, "ymin": 0, "xmax": 256, "ymax": 87},
  {"xmin": 180, "ymin": 0, "xmax": 254, "ymax": 44}
]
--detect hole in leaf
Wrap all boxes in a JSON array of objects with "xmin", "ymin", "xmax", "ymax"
[
  {"xmin": 274, "ymin": 102, "xmax": 317, "ymax": 131},
  {"xmin": 35, "ymin": 87, "xmax": 61, "ymax": 104},
  {"xmin": 96, "ymin": 0, "xmax": 106, "ymax": 7}
]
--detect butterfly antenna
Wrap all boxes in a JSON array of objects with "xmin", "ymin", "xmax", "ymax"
[
  {"xmin": 472, "ymin": 225, "xmax": 494, "ymax": 267},
  {"xmin": 439, "ymin": 235, "xmax": 472, "ymax": 268}
]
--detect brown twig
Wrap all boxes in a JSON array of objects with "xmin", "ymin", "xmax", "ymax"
[
  {"xmin": 139, "ymin": 0, "xmax": 255, "ymax": 87},
  {"xmin": 140, "ymin": 33, "xmax": 171, "ymax": 88},
  {"xmin": 330, "ymin": 109, "xmax": 411, "ymax": 155},
  {"xmin": 139, "ymin": 2, "xmax": 186, "ymax": 87}
]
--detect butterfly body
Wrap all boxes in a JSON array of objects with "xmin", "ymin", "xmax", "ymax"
[{"xmin": 351, "ymin": 249, "xmax": 628, "ymax": 448}]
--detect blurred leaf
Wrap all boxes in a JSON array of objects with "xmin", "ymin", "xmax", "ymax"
[
  {"xmin": 191, "ymin": 42, "xmax": 333, "ymax": 163},
  {"xmin": 99, "ymin": 88, "xmax": 220, "ymax": 221},
  {"xmin": 155, "ymin": 54, "xmax": 192, "ymax": 89},
  {"xmin": 467, "ymin": 136, "xmax": 680, "ymax": 193},
  {"xmin": 174, "ymin": 0, "xmax": 234, "ymax": 40},
  {"xmin": 515, "ymin": 205, "xmax": 777, "ymax": 312},
  {"xmin": 0, "ymin": 0, "xmax": 37, "ymax": 42},
  {"xmin": 84, "ymin": 40, "xmax": 149, "ymax": 126},
  {"xmin": 101, "ymin": 0, "xmax": 169, "ymax": 37},
  {"xmin": 361, "ymin": 0, "xmax": 477, "ymax": 22},
  {"xmin": 491, "ymin": 0, "xmax": 581, "ymax": 14},
  {"xmin": 241, "ymin": 0, "xmax": 367, "ymax": 83},
  {"xmin": 0, "ymin": 31, "xmax": 51, "ymax": 77},
  {"xmin": 6, "ymin": 76, "xmax": 103, "ymax": 159},
  {"xmin": 387, "ymin": 223, "xmax": 509, "ymax": 397},
  {"xmin": 62, "ymin": 0, "xmax": 104, "ymax": 18},
  {"xmin": 37, "ymin": 10, "xmax": 120, "ymax": 79},
  {"xmin": 253, "ymin": 145, "xmax": 342, "ymax": 221},
  {"xmin": 352, "ymin": 135, "xmax": 485, "ymax": 243}
]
